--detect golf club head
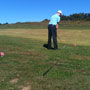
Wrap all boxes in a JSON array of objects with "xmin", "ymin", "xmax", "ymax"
[{"xmin": 63, "ymin": 45, "xmax": 66, "ymax": 48}]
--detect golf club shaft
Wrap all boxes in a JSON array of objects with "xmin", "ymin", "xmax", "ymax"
[{"xmin": 57, "ymin": 30, "xmax": 66, "ymax": 48}]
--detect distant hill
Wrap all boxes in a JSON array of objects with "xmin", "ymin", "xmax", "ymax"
[{"xmin": 0, "ymin": 19, "xmax": 49, "ymax": 29}]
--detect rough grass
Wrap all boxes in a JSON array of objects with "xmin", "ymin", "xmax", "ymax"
[
  {"xmin": 0, "ymin": 21, "xmax": 90, "ymax": 30},
  {"xmin": 0, "ymin": 29, "xmax": 90, "ymax": 90}
]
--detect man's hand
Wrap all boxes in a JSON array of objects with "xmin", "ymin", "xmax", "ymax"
[{"xmin": 56, "ymin": 24, "xmax": 58, "ymax": 29}]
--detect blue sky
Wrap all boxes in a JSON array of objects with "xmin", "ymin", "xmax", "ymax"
[{"xmin": 0, "ymin": 0, "xmax": 90, "ymax": 23}]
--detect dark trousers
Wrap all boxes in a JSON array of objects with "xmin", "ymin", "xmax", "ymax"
[{"xmin": 48, "ymin": 24, "xmax": 58, "ymax": 49}]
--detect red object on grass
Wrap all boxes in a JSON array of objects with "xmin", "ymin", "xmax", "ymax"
[
  {"xmin": 0, "ymin": 52, "xmax": 5, "ymax": 57},
  {"xmin": 72, "ymin": 44, "xmax": 76, "ymax": 47}
]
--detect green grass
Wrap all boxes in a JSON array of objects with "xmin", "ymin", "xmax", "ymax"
[
  {"xmin": 0, "ymin": 29, "xmax": 90, "ymax": 90},
  {"xmin": 0, "ymin": 22, "xmax": 90, "ymax": 30},
  {"xmin": 0, "ymin": 29, "xmax": 90, "ymax": 46}
]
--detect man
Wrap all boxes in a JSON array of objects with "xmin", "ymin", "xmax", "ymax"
[{"xmin": 48, "ymin": 10, "xmax": 62, "ymax": 50}]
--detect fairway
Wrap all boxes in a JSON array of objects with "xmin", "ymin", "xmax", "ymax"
[
  {"xmin": 0, "ymin": 29, "xmax": 90, "ymax": 90},
  {"xmin": 0, "ymin": 29, "xmax": 90, "ymax": 46}
]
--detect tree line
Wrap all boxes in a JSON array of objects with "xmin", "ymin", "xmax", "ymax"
[{"xmin": 61, "ymin": 13, "xmax": 90, "ymax": 21}]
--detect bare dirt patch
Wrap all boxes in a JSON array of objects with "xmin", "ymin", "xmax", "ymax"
[
  {"xmin": 10, "ymin": 78, "xmax": 19, "ymax": 84},
  {"xmin": 22, "ymin": 86, "xmax": 31, "ymax": 90}
]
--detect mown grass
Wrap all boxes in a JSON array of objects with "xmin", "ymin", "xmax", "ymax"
[
  {"xmin": 0, "ymin": 29, "xmax": 90, "ymax": 46},
  {"xmin": 0, "ymin": 22, "xmax": 90, "ymax": 30},
  {"xmin": 0, "ymin": 29, "xmax": 90, "ymax": 90}
]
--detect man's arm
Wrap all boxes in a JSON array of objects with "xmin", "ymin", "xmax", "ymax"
[{"xmin": 56, "ymin": 16, "xmax": 60, "ymax": 29}]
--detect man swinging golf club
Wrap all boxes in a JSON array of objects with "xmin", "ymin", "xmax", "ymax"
[{"xmin": 48, "ymin": 10, "xmax": 62, "ymax": 50}]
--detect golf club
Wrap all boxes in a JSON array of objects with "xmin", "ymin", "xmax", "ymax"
[{"xmin": 57, "ymin": 32, "xmax": 66, "ymax": 49}]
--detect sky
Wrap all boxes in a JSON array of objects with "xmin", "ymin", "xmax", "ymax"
[{"xmin": 0, "ymin": 0, "xmax": 90, "ymax": 23}]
